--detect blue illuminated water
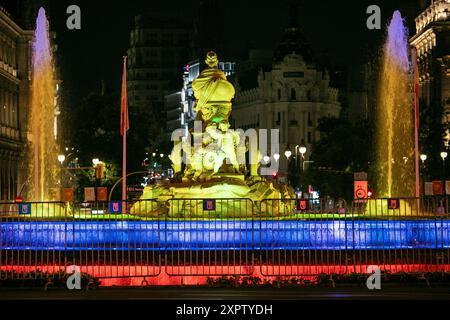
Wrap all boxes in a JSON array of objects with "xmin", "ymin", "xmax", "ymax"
[{"xmin": 0, "ymin": 220, "xmax": 448, "ymax": 251}]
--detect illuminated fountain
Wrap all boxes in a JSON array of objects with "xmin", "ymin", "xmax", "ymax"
[
  {"xmin": 375, "ymin": 11, "xmax": 415, "ymax": 199},
  {"xmin": 27, "ymin": 7, "xmax": 60, "ymax": 202},
  {"xmin": 365, "ymin": 11, "xmax": 416, "ymax": 216}
]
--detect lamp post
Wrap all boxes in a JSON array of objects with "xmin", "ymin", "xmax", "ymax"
[
  {"xmin": 273, "ymin": 153, "xmax": 280, "ymax": 162},
  {"xmin": 285, "ymin": 150, "xmax": 292, "ymax": 185},
  {"xmin": 420, "ymin": 154, "xmax": 427, "ymax": 195},
  {"xmin": 57, "ymin": 154, "xmax": 65, "ymax": 188},
  {"xmin": 441, "ymin": 151, "xmax": 447, "ymax": 193}
]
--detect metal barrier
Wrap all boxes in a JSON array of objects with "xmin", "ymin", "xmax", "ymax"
[
  {"xmin": 0, "ymin": 197, "xmax": 450, "ymax": 284},
  {"xmin": 0, "ymin": 201, "xmax": 67, "ymax": 280},
  {"xmin": 259, "ymin": 198, "xmax": 349, "ymax": 276},
  {"xmin": 68, "ymin": 199, "xmax": 161, "ymax": 279},
  {"xmin": 165, "ymin": 198, "xmax": 255, "ymax": 276}
]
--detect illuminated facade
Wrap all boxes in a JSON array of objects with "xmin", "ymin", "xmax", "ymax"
[
  {"xmin": 0, "ymin": 6, "xmax": 33, "ymax": 199},
  {"xmin": 410, "ymin": 0, "xmax": 450, "ymax": 145},
  {"xmin": 165, "ymin": 59, "xmax": 235, "ymax": 136},
  {"xmin": 233, "ymin": 54, "xmax": 340, "ymax": 177}
]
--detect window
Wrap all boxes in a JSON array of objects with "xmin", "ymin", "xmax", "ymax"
[
  {"xmin": 308, "ymin": 132, "xmax": 312, "ymax": 143},
  {"xmin": 277, "ymin": 89, "xmax": 281, "ymax": 100},
  {"xmin": 291, "ymin": 88, "xmax": 296, "ymax": 100},
  {"xmin": 308, "ymin": 112, "xmax": 312, "ymax": 126}
]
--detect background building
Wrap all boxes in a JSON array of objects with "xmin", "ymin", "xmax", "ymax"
[
  {"xmin": 165, "ymin": 59, "xmax": 235, "ymax": 137},
  {"xmin": 126, "ymin": 13, "xmax": 191, "ymax": 117},
  {"xmin": 232, "ymin": 10, "xmax": 341, "ymax": 178},
  {"xmin": 0, "ymin": 5, "xmax": 33, "ymax": 199},
  {"xmin": 410, "ymin": 0, "xmax": 450, "ymax": 145}
]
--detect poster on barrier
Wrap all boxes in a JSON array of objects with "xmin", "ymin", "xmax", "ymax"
[
  {"xmin": 424, "ymin": 182, "xmax": 433, "ymax": 196},
  {"xmin": 203, "ymin": 199, "xmax": 216, "ymax": 211},
  {"xmin": 84, "ymin": 187, "xmax": 95, "ymax": 202},
  {"xmin": 18, "ymin": 203, "xmax": 31, "ymax": 215},
  {"xmin": 109, "ymin": 201, "xmax": 122, "ymax": 214},
  {"xmin": 432, "ymin": 181, "xmax": 444, "ymax": 195},
  {"xmin": 446, "ymin": 181, "xmax": 450, "ymax": 195},
  {"xmin": 63, "ymin": 188, "xmax": 74, "ymax": 202},
  {"xmin": 97, "ymin": 187, "xmax": 108, "ymax": 202}
]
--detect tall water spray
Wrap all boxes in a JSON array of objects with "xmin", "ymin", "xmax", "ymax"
[
  {"xmin": 375, "ymin": 11, "xmax": 415, "ymax": 198},
  {"xmin": 28, "ymin": 8, "xmax": 59, "ymax": 201}
]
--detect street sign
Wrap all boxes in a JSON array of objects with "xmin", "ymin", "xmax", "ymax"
[
  {"xmin": 109, "ymin": 201, "xmax": 122, "ymax": 214},
  {"xmin": 18, "ymin": 203, "xmax": 31, "ymax": 215},
  {"xmin": 354, "ymin": 180, "xmax": 368, "ymax": 200},
  {"xmin": 387, "ymin": 198, "xmax": 400, "ymax": 210},
  {"xmin": 296, "ymin": 199, "xmax": 309, "ymax": 212},
  {"xmin": 96, "ymin": 187, "xmax": 108, "ymax": 202},
  {"xmin": 203, "ymin": 199, "xmax": 216, "ymax": 211},
  {"xmin": 354, "ymin": 172, "xmax": 368, "ymax": 181},
  {"xmin": 84, "ymin": 187, "xmax": 95, "ymax": 202},
  {"xmin": 432, "ymin": 181, "xmax": 444, "ymax": 195},
  {"xmin": 126, "ymin": 185, "xmax": 144, "ymax": 201}
]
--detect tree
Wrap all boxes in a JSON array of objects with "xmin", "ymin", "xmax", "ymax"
[{"xmin": 303, "ymin": 116, "xmax": 373, "ymax": 201}]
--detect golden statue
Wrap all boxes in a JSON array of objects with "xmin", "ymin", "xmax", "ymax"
[{"xmin": 192, "ymin": 51, "xmax": 235, "ymax": 129}]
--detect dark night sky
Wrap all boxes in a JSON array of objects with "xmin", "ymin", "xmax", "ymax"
[{"xmin": 4, "ymin": 0, "xmax": 422, "ymax": 106}]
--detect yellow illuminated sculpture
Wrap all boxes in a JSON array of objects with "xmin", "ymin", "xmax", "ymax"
[{"xmin": 133, "ymin": 52, "xmax": 294, "ymax": 217}]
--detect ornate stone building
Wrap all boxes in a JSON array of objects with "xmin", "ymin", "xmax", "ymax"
[
  {"xmin": 233, "ymin": 53, "xmax": 340, "ymax": 176},
  {"xmin": 0, "ymin": 6, "xmax": 33, "ymax": 199},
  {"xmin": 410, "ymin": 0, "xmax": 450, "ymax": 144}
]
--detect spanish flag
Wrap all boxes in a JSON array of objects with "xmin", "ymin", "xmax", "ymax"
[{"xmin": 120, "ymin": 56, "xmax": 129, "ymax": 136}]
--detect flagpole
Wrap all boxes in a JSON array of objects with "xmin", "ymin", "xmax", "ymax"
[{"xmin": 122, "ymin": 56, "xmax": 128, "ymax": 213}]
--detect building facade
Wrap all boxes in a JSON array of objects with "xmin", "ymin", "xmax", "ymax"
[
  {"xmin": 0, "ymin": 6, "xmax": 33, "ymax": 199},
  {"xmin": 165, "ymin": 59, "xmax": 235, "ymax": 137},
  {"xmin": 410, "ymin": 0, "xmax": 450, "ymax": 144},
  {"xmin": 233, "ymin": 53, "xmax": 340, "ymax": 176},
  {"xmin": 126, "ymin": 14, "xmax": 191, "ymax": 116}
]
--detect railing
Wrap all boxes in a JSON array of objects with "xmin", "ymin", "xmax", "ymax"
[{"xmin": 0, "ymin": 197, "xmax": 449, "ymax": 283}]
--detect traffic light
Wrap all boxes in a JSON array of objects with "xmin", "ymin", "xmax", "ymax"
[{"xmin": 95, "ymin": 162, "xmax": 104, "ymax": 179}]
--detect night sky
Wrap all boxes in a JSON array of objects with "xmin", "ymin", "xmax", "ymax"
[{"xmin": 4, "ymin": 0, "xmax": 421, "ymax": 106}]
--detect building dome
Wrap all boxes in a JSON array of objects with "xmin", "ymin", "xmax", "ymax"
[{"xmin": 273, "ymin": 4, "xmax": 313, "ymax": 63}]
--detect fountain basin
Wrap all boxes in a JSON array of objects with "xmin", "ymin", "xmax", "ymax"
[{"xmin": 0, "ymin": 219, "xmax": 448, "ymax": 251}]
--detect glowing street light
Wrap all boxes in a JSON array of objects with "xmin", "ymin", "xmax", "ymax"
[
  {"xmin": 420, "ymin": 154, "xmax": 427, "ymax": 164},
  {"xmin": 273, "ymin": 153, "xmax": 280, "ymax": 162},
  {"xmin": 92, "ymin": 158, "xmax": 100, "ymax": 166},
  {"xmin": 152, "ymin": 152, "xmax": 156, "ymax": 157},
  {"xmin": 441, "ymin": 151, "xmax": 448, "ymax": 160},
  {"xmin": 284, "ymin": 150, "xmax": 292, "ymax": 159},
  {"xmin": 299, "ymin": 145, "xmax": 307, "ymax": 158},
  {"xmin": 160, "ymin": 153, "xmax": 164, "ymax": 158},
  {"xmin": 263, "ymin": 155, "xmax": 270, "ymax": 164},
  {"xmin": 57, "ymin": 154, "xmax": 65, "ymax": 164}
]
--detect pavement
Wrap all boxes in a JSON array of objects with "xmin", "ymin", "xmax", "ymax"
[{"xmin": 0, "ymin": 285, "xmax": 449, "ymax": 300}]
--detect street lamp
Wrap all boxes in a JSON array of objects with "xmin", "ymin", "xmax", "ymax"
[
  {"xmin": 160, "ymin": 153, "xmax": 164, "ymax": 158},
  {"xmin": 92, "ymin": 158, "xmax": 100, "ymax": 166},
  {"xmin": 441, "ymin": 151, "xmax": 448, "ymax": 192},
  {"xmin": 57, "ymin": 154, "xmax": 65, "ymax": 164},
  {"xmin": 420, "ymin": 154, "xmax": 427, "ymax": 164},
  {"xmin": 273, "ymin": 153, "xmax": 280, "ymax": 162},
  {"xmin": 284, "ymin": 150, "xmax": 292, "ymax": 159},
  {"xmin": 263, "ymin": 155, "xmax": 270, "ymax": 164},
  {"xmin": 57, "ymin": 155, "xmax": 65, "ymax": 190},
  {"xmin": 420, "ymin": 154, "xmax": 427, "ymax": 195},
  {"xmin": 299, "ymin": 145, "xmax": 307, "ymax": 159}
]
